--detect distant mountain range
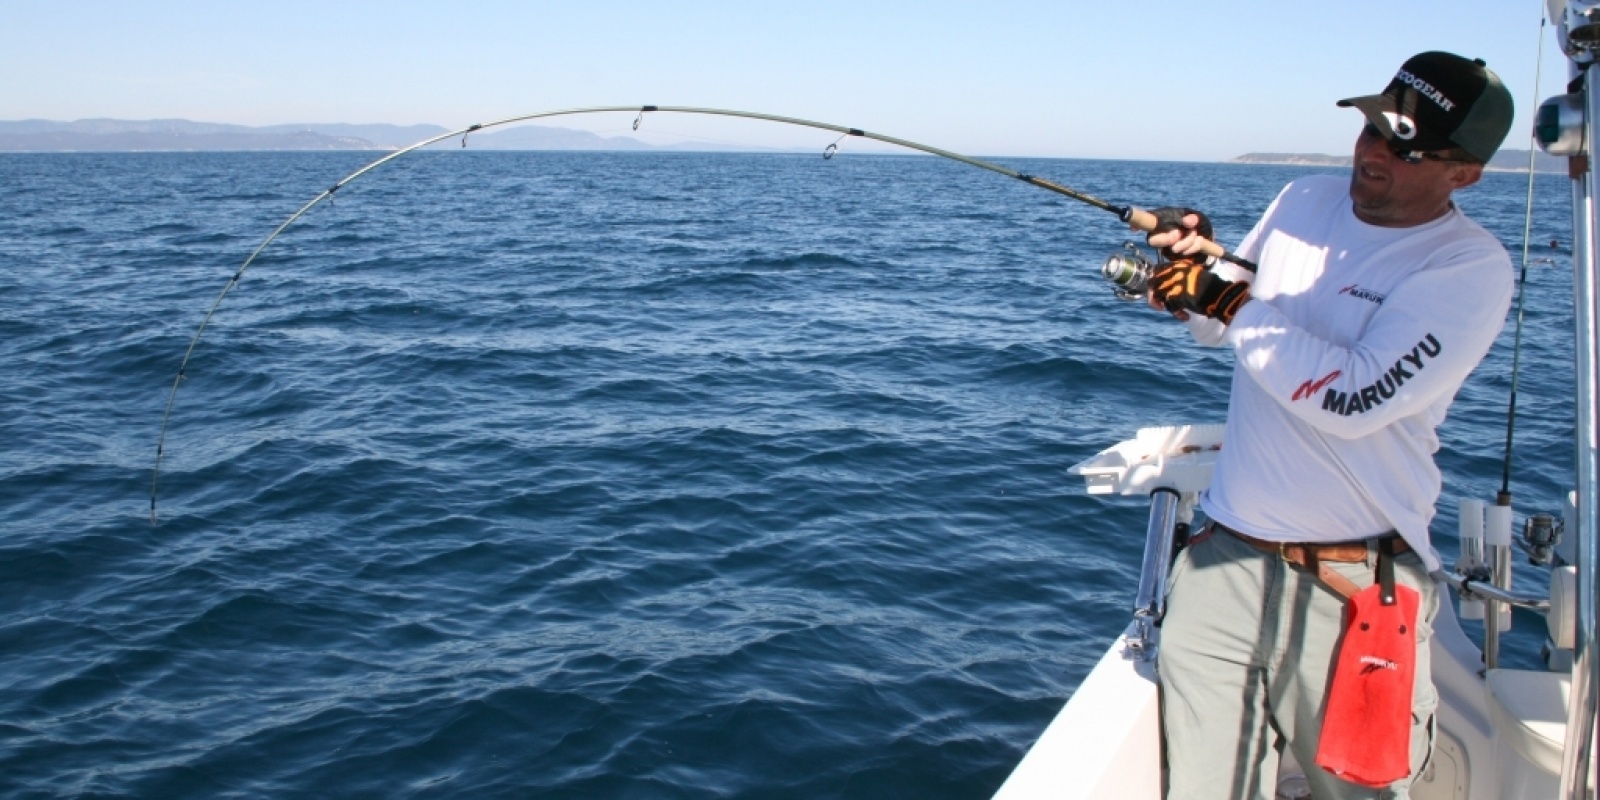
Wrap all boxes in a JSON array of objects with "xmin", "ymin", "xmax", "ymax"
[
  {"xmin": 0, "ymin": 118, "xmax": 772, "ymax": 153},
  {"xmin": 1, "ymin": 120, "xmax": 1572, "ymax": 169},
  {"xmin": 1230, "ymin": 149, "xmax": 1565, "ymax": 173}
]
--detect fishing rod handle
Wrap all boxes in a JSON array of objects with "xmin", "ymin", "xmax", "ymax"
[{"xmin": 1121, "ymin": 206, "xmax": 1256, "ymax": 272}]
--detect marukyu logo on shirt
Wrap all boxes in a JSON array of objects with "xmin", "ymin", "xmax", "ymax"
[
  {"xmin": 1292, "ymin": 370, "xmax": 1342, "ymax": 402},
  {"xmin": 1339, "ymin": 284, "xmax": 1386, "ymax": 305},
  {"xmin": 1289, "ymin": 333, "xmax": 1444, "ymax": 414}
]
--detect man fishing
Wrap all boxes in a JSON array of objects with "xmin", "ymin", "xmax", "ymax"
[{"xmin": 1142, "ymin": 51, "xmax": 1515, "ymax": 799}]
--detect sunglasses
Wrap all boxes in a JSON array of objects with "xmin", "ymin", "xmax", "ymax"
[{"xmin": 1360, "ymin": 124, "xmax": 1474, "ymax": 165}]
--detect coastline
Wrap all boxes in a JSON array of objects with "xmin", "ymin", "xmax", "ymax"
[{"xmin": 1229, "ymin": 150, "xmax": 1564, "ymax": 174}]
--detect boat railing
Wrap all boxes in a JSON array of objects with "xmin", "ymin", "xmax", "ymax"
[
  {"xmin": 1437, "ymin": 571, "xmax": 1552, "ymax": 612},
  {"xmin": 1069, "ymin": 423, "xmax": 1224, "ymax": 660},
  {"xmin": 1542, "ymin": 3, "xmax": 1600, "ymax": 793}
]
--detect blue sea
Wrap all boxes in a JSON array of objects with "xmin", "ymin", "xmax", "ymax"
[{"xmin": 0, "ymin": 149, "xmax": 1577, "ymax": 798}]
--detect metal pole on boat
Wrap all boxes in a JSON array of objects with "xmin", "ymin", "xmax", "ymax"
[
  {"xmin": 1129, "ymin": 488, "xmax": 1182, "ymax": 661},
  {"xmin": 1561, "ymin": 47, "xmax": 1600, "ymax": 800},
  {"xmin": 1483, "ymin": 503, "xmax": 1515, "ymax": 668}
]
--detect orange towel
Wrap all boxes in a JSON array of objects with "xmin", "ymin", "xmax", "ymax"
[{"xmin": 1314, "ymin": 581, "xmax": 1420, "ymax": 788}]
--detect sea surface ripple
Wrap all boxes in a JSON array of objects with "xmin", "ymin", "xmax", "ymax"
[{"xmin": 0, "ymin": 150, "xmax": 1575, "ymax": 798}]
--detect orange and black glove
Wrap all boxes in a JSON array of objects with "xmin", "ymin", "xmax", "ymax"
[
  {"xmin": 1148, "ymin": 207, "xmax": 1214, "ymax": 262},
  {"xmin": 1148, "ymin": 260, "xmax": 1251, "ymax": 324}
]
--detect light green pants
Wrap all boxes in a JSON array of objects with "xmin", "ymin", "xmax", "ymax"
[{"xmin": 1159, "ymin": 528, "xmax": 1439, "ymax": 800}]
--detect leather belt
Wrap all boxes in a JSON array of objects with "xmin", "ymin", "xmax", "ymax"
[{"xmin": 1210, "ymin": 522, "xmax": 1409, "ymax": 600}]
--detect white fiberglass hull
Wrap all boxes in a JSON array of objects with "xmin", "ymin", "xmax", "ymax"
[{"xmin": 993, "ymin": 581, "xmax": 1580, "ymax": 798}]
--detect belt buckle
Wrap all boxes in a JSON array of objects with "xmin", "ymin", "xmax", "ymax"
[{"xmin": 1279, "ymin": 541, "xmax": 1307, "ymax": 570}]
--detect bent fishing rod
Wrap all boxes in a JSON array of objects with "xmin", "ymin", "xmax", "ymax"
[{"xmin": 149, "ymin": 104, "xmax": 1255, "ymax": 523}]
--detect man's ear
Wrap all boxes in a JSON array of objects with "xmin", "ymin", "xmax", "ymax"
[{"xmin": 1451, "ymin": 163, "xmax": 1485, "ymax": 191}]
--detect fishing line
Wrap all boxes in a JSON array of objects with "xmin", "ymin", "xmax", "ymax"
[
  {"xmin": 1498, "ymin": 9, "xmax": 1550, "ymax": 504},
  {"xmin": 149, "ymin": 104, "xmax": 1256, "ymax": 523}
]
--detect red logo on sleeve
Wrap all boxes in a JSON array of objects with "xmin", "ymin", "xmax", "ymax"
[{"xmin": 1292, "ymin": 370, "xmax": 1342, "ymax": 401}]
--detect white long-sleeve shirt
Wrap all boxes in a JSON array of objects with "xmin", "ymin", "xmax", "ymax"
[{"xmin": 1188, "ymin": 175, "xmax": 1513, "ymax": 571}]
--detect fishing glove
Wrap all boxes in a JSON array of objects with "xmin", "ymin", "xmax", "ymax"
[
  {"xmin": 1149, "ymin": 206, "xmax": 1214, "ymax": 262},
  {"xmin": 1149, "ymin": 260, "xmax": 1251, "ymax": 324}
]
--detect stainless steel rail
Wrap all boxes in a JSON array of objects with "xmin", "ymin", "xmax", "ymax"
[
  {"xmin": 1484, "ymin": 537, "xmax": 1516, "ymax": 669},
  {"xmin": 1437, "ymin": 571, "xmax": 1551, "ymax": 612},
  {"xmin": 1561, "ymin": 52, "xmax": 1600, "ymax": 800},
  {"xmin": 1128, "ymin": 489, "xmax": 1181, "ymax": 661}
]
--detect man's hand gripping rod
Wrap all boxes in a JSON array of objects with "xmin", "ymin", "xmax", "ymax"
[{"xmin": 1121, "ymin": 206, "xmax": 1254, "ymax": 272}]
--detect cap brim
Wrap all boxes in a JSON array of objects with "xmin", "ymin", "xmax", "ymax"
[
  {"xmin": 1338, "ymin": 94, "xmax": 1396, "ymax": 135},
  {"xmin": 1337, "ymin": 94, "xmax": 1455, "ymax": 153}
]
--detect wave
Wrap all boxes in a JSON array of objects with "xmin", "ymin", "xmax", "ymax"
[{"xmin": 1, "ymin": 151, "xmax": 1574, "ymax": 797}]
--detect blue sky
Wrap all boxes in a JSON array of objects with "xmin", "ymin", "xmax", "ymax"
[{"xmin": 1, "ymin": 0, "xmax": 1567, "ymax": 161}]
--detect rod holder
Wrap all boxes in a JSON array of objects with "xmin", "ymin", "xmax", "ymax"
[
  {"xmin": 1128, "ymin": 489, "xmax": 1182, "ymax": 662},
  {"xmin": 1458, "ymin": 498, "xmax": 1487, "ymax": 620},
  {"xmin": 1484, "ymin": 502, "xmax": 1515, "ymax": 669}
]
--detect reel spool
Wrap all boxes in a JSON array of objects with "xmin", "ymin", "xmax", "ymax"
[{"xmin": 1102, "ymin": 242, "xmax": 1156, "ymax": 300}]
